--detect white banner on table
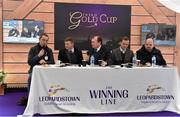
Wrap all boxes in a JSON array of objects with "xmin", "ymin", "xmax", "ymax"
[{"xmin": 23, "ymin": 66, "xmax": 180, "ymax": 115}]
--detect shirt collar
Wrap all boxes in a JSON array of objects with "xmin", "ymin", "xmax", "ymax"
[
  {"xmin": 68, "ymin": 48, "xmax": 74, "ymax": 53},
  {"xmin": 120, "ymin": 46, "xmax": 126, "ymax": 54},
  {"xmin": 96, "ymin": 45, "xmax": 101, "ymax": 52}
]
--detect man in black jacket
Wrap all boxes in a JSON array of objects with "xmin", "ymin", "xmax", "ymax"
[
  {"xmin": 58, "ymin": 37, "xmax": 83, "ymax": 64},
  {"xmin": 90, "ymin": 36, "xmax": 110, "ymax": 65},
  {"xmin": 136, "ymin": 38, "xmax": 166, "ymax": 66},
  {"xmin": 8, "ymin": 26, "xmax": 20, "ymax": 37},
  {"xmin": 18, "ymin": 33, "xmax": 54, "ymax": 105},
  {"xmin": 28, "ymin": 33, "xmax": 54, "ymax": 90}
]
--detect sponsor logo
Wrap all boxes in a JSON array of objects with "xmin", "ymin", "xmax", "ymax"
[
  {"xmin": 89, "ymin": 86, "xmax": 128, "ymax": 105},
  {"xmin": 137, "ymin": 85, "xmax": 174, "ymax": 104},
  {"xmin": 39, "ymin": 84, "xmax": 80, "ymax": 106},
  {"xmin": 68, "ymin": 11, "xmax": 118, "ymax": 30},
  {"xmin": 146, "ymin": 85, "xmax": 165, "ymax": 95},
  {"xmin": 48, "ymin": 85, "xmax": 69, "ymax": 96}
]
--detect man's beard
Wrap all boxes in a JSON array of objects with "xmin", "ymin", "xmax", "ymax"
[{"xmin": 146, "ymin": 48, "xmax": 152, "ymax": 52}]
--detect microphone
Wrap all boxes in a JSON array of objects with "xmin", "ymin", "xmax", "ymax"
[{"xmin": 120, "ymin": 63, "xmax": 133, "ymax": 68}]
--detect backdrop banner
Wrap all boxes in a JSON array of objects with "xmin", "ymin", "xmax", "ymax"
[{"xmin": 55, "ymin": 3, "xmax": 131, "ymax": 50}]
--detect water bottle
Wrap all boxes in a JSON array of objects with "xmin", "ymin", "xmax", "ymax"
[
  {"xmin": 152, "ymin": 55, "xmax": 156, "ymax": 67},
  {"xmin": 90, "ymin": 55, "xmax": 95, "ymax": 66},
  {"xmin": 132, "ymin": 54, "xmax": 137, "ymax": 67}
]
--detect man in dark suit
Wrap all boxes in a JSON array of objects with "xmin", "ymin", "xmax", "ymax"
[
  {"xmin": 108, "ymin": 36, "xmax": 134, "ymax": 65},
  {"xmin": 58, "ymin": 37, "xmax": 83, "ymax": 64},
  {"xmin": 8, "ymin": 26, "xmax": 20, "ymax": 37},
  {"xmin": 90, "ymin": 35, "xmax": 110, "ymax": 65},
  {"xmin": 21, "ymin": 27, "xmax": 31, "ymax": 38},
  {"xmin": 33, "ymin": 25, "xmax": 43, "ymax": 38},
  {"xmin": 136, "ymin": 37, "xmax": 166, "ymax": 66}
]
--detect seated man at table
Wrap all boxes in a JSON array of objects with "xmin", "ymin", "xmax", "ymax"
[
  {"xmin": 28, "ymin": 33, "xmax": 55, "ymax": 75},
  {"xmin": 18, "ymin": 33, "xmax": 55, "ymax": 105},
  {"xmin": 108, "ymin": 36, "xmax": 134, "ymax": 65},
  {"xmin": 89, "ymin": 35, "xmax": 110, "ymax": 65},
  {"xmin": 58, "ymin": 37, "xmax": 83, "ymax": 64},
  {"xmin": 136, "ymin": 37, "xmax": 166, "ymax": 66}
]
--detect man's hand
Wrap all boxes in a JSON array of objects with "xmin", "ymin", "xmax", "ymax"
[
  {"xmin": 145, "ymin": 62, "xmax": 151, "ymax": 67},
  {"xmin": 100, "ymin": 60, "xmax": 107, "ymax": 67},
  {"xmin": 38, "ymin": 49, "xmax": 45, "ymax": 57},
  {"xmin": 39, "ymin": 59, "xmax": 47, "ymax": 65}
]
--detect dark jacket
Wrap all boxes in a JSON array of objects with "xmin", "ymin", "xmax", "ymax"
[
  {"xmin": 58, "ymin": 48, "xmax": 83, "ymax": 64},
  {"xmin": 28, "ymin": 43, "xmax": 55, "ymax": 73},
  {"xmin": 8, "ymin": 29, "xmax": 19, "ymax": 37},
  {"xmin": 33, "ymin": 30, "xmax": 43, "ymax": 38},
  {"xmin": 136, "ymin": 45, "xmax": 166, "ymax": 66},
  {"xmin": 108, "ymin": 47, "xmax": 134, "ymax": 65},
  {"xmin": 21, "ymin": 31, "xmax": 31, "ymax": 38},
  {"xmin": 90, "ymin": 45, "xmax": 110, "ymax": 65}
]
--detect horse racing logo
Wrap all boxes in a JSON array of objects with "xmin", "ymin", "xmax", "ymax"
[
  {"xmin": 68, "ymin": 11, "xmax": 118, "ymax": 30},
  {"xmin": 48, "ymin": 85, "xmax": 69, "ymax": 96},
  {"xmin": 146, "ymin": 85, "xmax": 165, "ymax": 95}
]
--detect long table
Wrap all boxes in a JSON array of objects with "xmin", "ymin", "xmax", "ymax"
[{"xmin": 23, "ymin": 65, "xmax": 180, "ymax": 116}]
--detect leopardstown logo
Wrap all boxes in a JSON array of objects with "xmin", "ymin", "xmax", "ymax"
[
  {"xmin": 137, "ymin": 85, "xmax": 174, "ymax": 103},
  {"xmin": 48, "ymin": 85, "xmax": 69, "ymax": 96},
  {"xmin": 146, "ymin": 85, "xmax": 165, "ymax": 95}
]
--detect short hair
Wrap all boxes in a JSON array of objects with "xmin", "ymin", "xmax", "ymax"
[
  {"xmin": 39, "ymin": 33, "xmax": 49, "ymax": 39},
  {"xmin": 64, "ymin": 37, "xmax": 74, "ymax": 43},
  {"xmin": 93, "ymin": 35, "xmax": 102, "ymax": 44},
  {"xmin": 146, "ymin": 32, "xmax": 155, "ymax": 39},
  {"xmin": 119, "ymin": 36, "xmax": 130, "ymax": 42}
]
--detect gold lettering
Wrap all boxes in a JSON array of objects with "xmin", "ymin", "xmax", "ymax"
[
  {"xmin": 100, "ymin": 14, "xmax": 107, "ymax": 23},
  {"xmin": 68, "ymin": 12, "xmax": 82, "ymax": 30},
  {"xmin": 100, "ymin": 14, "xmax": 118, "ymax": 24},
  {"xmin": 68, "ymin": 11, "xmax": 118, "ymax": 30},
  {"xmin": 113, "ymin": 17, "xmax": 118, "ymax": 23}
]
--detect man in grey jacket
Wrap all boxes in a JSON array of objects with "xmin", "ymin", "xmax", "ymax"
[{"xmin": 108, "ymin": 36, "xmax": 134, "ymax": 65}]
